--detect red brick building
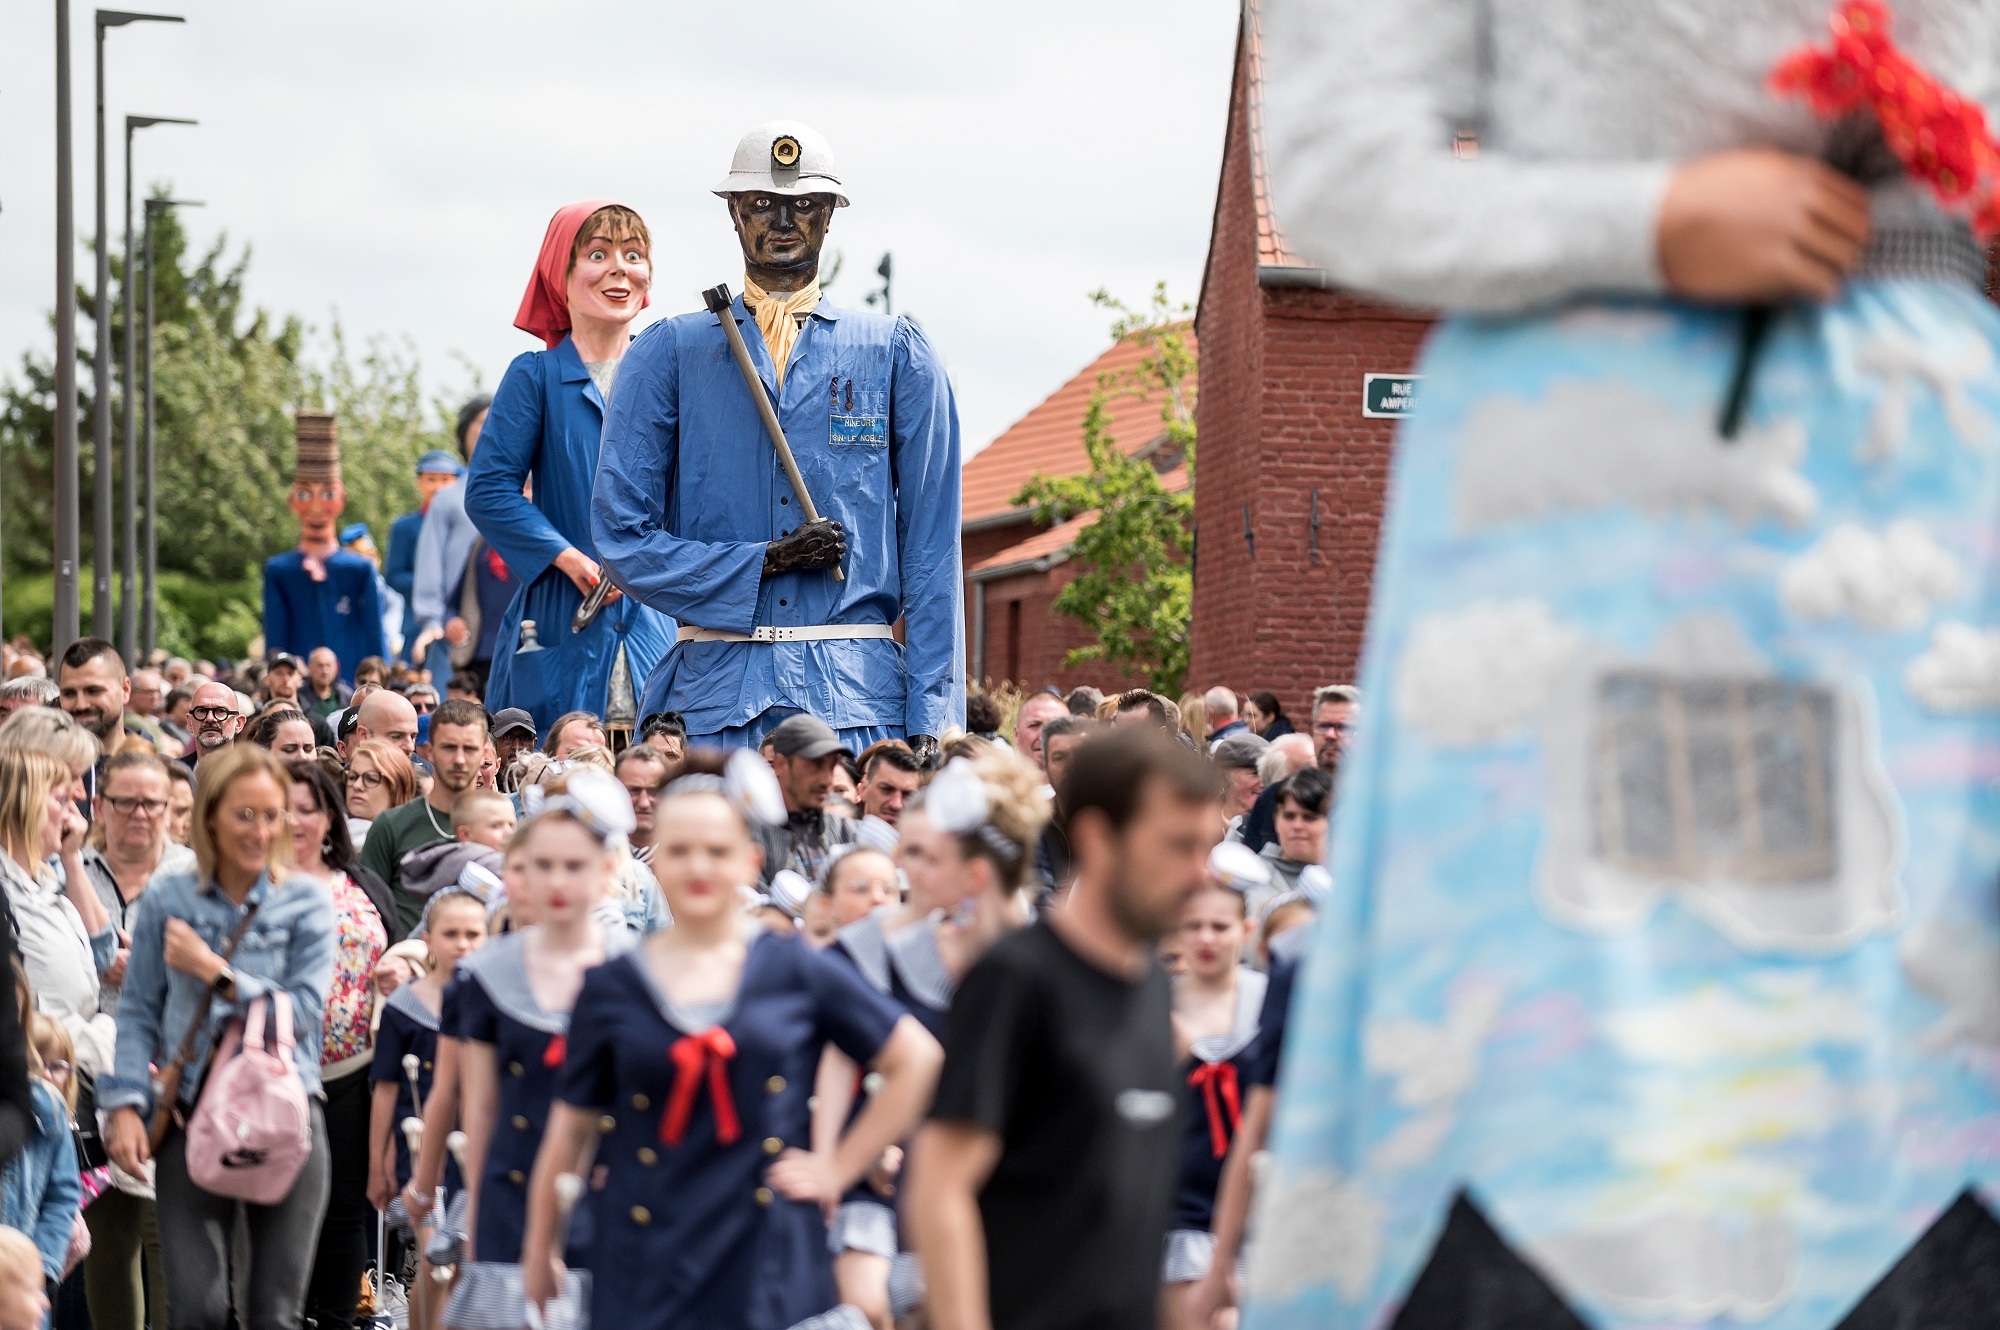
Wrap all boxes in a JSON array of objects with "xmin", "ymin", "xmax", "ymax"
[
  {"xmin": 958, "ymin": 335, "xmax": 1193, "ymax": 693},
  {"xmin": 1186, "ymin": 0, "xmax": 1432, "ymax": 718}
]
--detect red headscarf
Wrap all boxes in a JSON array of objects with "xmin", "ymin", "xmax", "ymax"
[{"xmin": 512, "ymin": 199, "xmax": 651, "ymax": 349}]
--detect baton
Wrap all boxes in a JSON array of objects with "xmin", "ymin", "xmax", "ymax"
[
  {"xmin": 702, "ymin": 284, "xmax": 844, "ymax": 581},
  {"xmin": 572, "ymin": 575, "xmax": 614, "ymax": 634}
]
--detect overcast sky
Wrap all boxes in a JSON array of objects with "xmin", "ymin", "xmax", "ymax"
[{"xmin": 0, "ymin": 1, "xmax": 1238, "ymax": 456}]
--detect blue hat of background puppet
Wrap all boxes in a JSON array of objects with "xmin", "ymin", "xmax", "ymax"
[
  {"xmin": 339, "ymin": 522, "xmax": 370, "ymax": 546},
  {"xmin": 417, "ymin": 449, "xmax": 466, "ymax": 477}
]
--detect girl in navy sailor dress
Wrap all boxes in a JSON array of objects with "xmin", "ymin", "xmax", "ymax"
[
  {"xmin": 410, "ymin": 837, "xmax": 536, "ymax": 1291},
  {"xmin": 1162, "ymin": 879, "xmax": 1263, "ymax": 1321},
  {"xmin": 444, "ymin": 791, "xmax": 628, "ymax": 1330},
  {"xmin": 817, "ymin": 760, "xmax": 1044, "ymax": 1330},
  {"xmin": 372, "ymin": 888, "xmax": 491, "ymax": 1224},
  {"xmin": 520, "ymin": 766, "xmax": 943, "ymax": 1330}
]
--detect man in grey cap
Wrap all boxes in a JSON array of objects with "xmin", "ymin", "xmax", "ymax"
[
  {"xmin": 755, "ymin": 713, "xmax": 857, "ymax": 885},
  {"xmin": 491, "ymin": 707, "xmax": 538, "ymax": 785},
  {"xmin": 1210, "ymin": 730, "xmax": 1271, "ymax": 829},
  {"xmin": 593, "ymin": 121, "xmax": 964, "ymax": 763}
]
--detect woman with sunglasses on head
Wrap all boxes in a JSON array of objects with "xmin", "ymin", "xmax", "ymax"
[
  {"xmin": 442, "ymin": 770, "xmax": 632, "ymax": 1330},
  {"xmin": 813, "ymin": 755, "xmax": 1045, "ymax": 1330},
  {"xmin": 288, "ymin": 761, "xmax": 406, "ymax": 1330},
  {"xmin": 521, "ymin": 751, "xmax": 944, "ymax": 1330},
  {"xmin": 99, "ymin": 744, "xmax": 337, "ymax": 1330}
]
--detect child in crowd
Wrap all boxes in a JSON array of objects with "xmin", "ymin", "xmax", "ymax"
[
  {"xmin": 0, "ymin": 1228, "xmax": 48, "ymax": 1330},
  {"xmin": 1163, "ymin": 878, "xmax": 1262, "ymax": 1322},
  {"xmin": 371, "ymin": 880, "xmax": 491, "ymax": 1330},
  {"xmin": 2, "ymin": 975, "xmax": 81, "ymax": 1309},
  {"xmin": 443, "ymin": 770, "xmax": 631, "ymax": 1329}
]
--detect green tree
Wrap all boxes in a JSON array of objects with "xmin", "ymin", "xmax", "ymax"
[
  {"xmin": 1011, "ymin": 284, "xmax": 1196, "ymax": 694},
  {"xmin": 0, "ymin": 194, "xmax": 472, "ymax": 659}
]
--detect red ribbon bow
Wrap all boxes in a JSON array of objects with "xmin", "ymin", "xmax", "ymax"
[
  {"xmin": 661, "ymin": 1028, "xmax": 741, "ymax": 1146},
  {"xmin": 1771, "ymin": 0, "xmax": 2000, "ymax": 236},
  {"xmin": 543, "ymin": 1033, "xmax": 566, "ymax": 1069},
  {"xmin": 1187, "ymin": 1061, "xmax": 1241, "ymax": 1160}
]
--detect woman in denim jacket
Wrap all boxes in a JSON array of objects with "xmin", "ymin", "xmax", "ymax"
[{"xmin": 100, "ymin": 745, "xmax": 336, "ymax": 1330}]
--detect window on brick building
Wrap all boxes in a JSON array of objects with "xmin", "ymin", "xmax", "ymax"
[{"xmin": 1591, "ymin": 671, "xmax": 1836, "ymax": 884}]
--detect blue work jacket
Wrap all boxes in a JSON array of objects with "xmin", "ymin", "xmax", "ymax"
[
  {"xmin": 592, "ymin": 294, "xmax": 964, "ymax": 738},
  {"xmin": 2, "ymin": 1081, "xmax": 78, "ymax": 1283},
  {"xmin": 464, "ymin": 335, "xmax": 674, "ymax": 733},
  {"xmin": 385, "ymin": 508, "xmax": 424, "ymax": 656},
  {"xmin": 262, "ymin": 549, "xmax": 386, "ymax": 685}
]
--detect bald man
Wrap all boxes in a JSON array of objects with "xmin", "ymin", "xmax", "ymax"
[
  {"xmin": 353, "ymin": 689, "xmax": 419, "ymax": 757},
  {"xmin": 184, "ymin": 681, "xmax": 245, "ymax": 764}
]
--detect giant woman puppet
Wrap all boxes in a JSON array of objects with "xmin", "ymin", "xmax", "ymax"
[
  {"xmin": 1229, "ymin": 2, "xmax": 2000, "ymax": 1328},
  {"xmin": 464, "ymin": 202, "xmax": 674, "ymax": 733},
  {"xmin": 591, "ymin": 122, "xmax": 964, "ymax": 757}
]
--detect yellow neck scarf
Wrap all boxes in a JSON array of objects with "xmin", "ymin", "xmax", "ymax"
[{"xmin": 743, "ymin": 275, "xmax": 821, "ymax": 388}]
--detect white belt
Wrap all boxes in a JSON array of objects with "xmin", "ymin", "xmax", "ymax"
[{"xmin": 677, "ymin": 624, "xmax": 896, "ymax": 644}]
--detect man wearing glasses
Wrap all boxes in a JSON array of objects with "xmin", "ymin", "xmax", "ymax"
[{"xmin": 182, "ymin": 681, "xmax": 246, "ymax": 766}]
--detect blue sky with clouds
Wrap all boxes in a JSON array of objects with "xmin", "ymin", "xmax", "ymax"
[{"xmin": 0, "ymin": 1, "xmax": 1237, "ymax": 455}]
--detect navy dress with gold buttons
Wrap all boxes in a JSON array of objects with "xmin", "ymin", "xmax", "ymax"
[
  {"xmin": 443, "ymin": 930, "xmax": 610, "ymax": 1329},
  {"xmin": 558, "ymin": 926, "xmax": 904, "ymax": 1330}
]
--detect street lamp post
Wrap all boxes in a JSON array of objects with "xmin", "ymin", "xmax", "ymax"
[
  {"xmin": 120, "ymin": 113, "xmax": 193, "ymax": 666},
  {"xmin": 55, "ymin": 0, "xmax": 81, "ymax": 658},
  {"xmin": 93, "ymin": 7, "xmax": 183, "ymax": 644},
  {"xmin": 142, "ymin": 196, "xmax": 199, "ymax": 658}
]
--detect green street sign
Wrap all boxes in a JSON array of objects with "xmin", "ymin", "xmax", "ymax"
[{"xmin": 1363, "ymin": 373, "xmax": 1422, "ymax": 418}]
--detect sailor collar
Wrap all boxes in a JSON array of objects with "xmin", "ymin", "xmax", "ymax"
[
  {"xmin": 835, "ymin": 906, "xmax": 953, "ymax": 1013},
  {"xmin": 384, "ymin": 980, "xmax": 442, "ymax": 1034},
  {"xmin": 456, "ymin": 928, "xmax": 568, "ymax": 1032},
  {"xmin": 1187, "ymin": 966, "xmax": 1268, "ymax": 1066}
]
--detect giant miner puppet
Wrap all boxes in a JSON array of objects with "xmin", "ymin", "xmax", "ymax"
[{"xmin": 593, "ymin": 122, "xmax": 964, "ymax": 758}]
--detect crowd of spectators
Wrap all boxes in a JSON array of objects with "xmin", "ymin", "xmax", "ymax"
[{"xmin": 0, "ymin": 626, "xmax": 1354, "ymax": 1330}]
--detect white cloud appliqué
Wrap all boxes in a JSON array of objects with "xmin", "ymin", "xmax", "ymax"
[
  {"xmin": 1905, "ymin": 621, "xmax": 2000, "ymax": 712},
  {"xmin": 1455, "ymin": 380, "xmax": 1817, "ymax": 532},
  {"xmin": 1393, "ymin": 600, "xmax": 1582, "ymax": 747},
  {"xmin": 1778, "ymin": 521, "xmax": 1961, "ymax": 631},
  {"xmin": 1244, "ymin": 1166, "xmax": 1384, "ymax": 1303}
]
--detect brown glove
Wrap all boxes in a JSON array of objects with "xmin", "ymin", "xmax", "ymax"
[{"xmin": 763, "ymin": 518, "xmax": 848, "ymax": 576}]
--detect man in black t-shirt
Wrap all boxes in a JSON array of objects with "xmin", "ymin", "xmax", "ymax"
[{"xmin": 908, "ymin": 730, "xmax": 1225, "ymax": 1330}]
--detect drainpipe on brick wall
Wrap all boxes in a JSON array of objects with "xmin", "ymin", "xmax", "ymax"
[{"xmin": 972, "ymin": 581, "xmax": 987, "ymax": 686}]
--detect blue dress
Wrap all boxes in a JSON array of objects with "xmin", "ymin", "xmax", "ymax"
[
  {"xmin": 371, "ymin": 982, "xmax": 458, "ymax": 1195},
  {"xmin": 1164, "ymin": 967, "xmax": 1267, "ymax": 1283},
  {"xmin": 261, "ymin": 549, "xmax": 386, "ymax": 684},
  {"xmin": 464, "ymin": 335, "xmax": 674, "ymax": 733},
  {"xmin": 824, "ymin": 910, "xmax": 957, "ymax": 1262},
  {"xmin": 444, "ymin": 931, "xmax": 603, "ymax": 1329},
  {"xmin": 593, "ymin": 295, "xmax": 964, "ymax": 748},
  {"xmin": 558, "ymin": 928, "xmax": 903, "ymax": 1330}
]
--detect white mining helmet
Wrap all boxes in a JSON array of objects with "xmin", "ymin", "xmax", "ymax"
[{"xmin": 712, "ymin": 120, "xmax": 850, "ymax": 207}]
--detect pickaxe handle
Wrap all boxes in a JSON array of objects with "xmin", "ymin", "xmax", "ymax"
[{"xmin": 703, "ymin": 283, "xmax": 844, "ymax": 581}]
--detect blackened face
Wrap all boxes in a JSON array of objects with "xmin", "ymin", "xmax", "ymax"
[{"xmin": 728, "ymin": 192, "xmax": 835, "ymax": 280}]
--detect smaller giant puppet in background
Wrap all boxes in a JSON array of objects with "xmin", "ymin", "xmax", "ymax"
[{"xmin": 263, "ymin": 410, "xmax": 385, "ymax": 684}]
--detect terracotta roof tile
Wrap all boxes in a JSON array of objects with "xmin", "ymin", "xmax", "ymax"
[
  {"xmin": 961, "ymin": 331, "xmax": 1198, "ymax": 525},
  {"xmin": 1246, "ymin": 0, "xmax": 1308, "ymax": 269},
  {"xmin": 966, "ymin": 464, "xmax": 1190, "ymax": 577}
]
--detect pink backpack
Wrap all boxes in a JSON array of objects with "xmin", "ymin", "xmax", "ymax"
[{"xmin": 185, "ymin": 991, "xmax": 312, "ymax": 1205}]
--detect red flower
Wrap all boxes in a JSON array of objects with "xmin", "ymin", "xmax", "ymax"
[{"xmin": 1771, "ymin": 0, "xmax": 2000, "ymax": 236}]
